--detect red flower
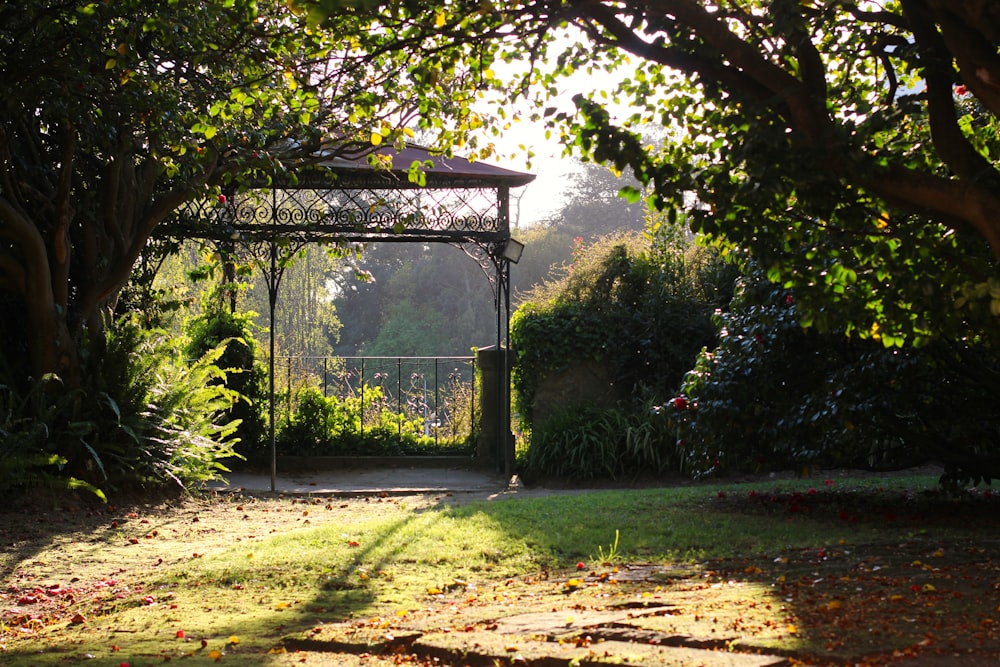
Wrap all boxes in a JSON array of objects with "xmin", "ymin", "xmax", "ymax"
[
  {"xmin": 576, "ymin": 561, "xmax": 586, "ymax": 570},
  {"xmin": 672, "ymin": 396, "xmax": 689, "ymax": 410},
  {"xmin": 784, "ymin": 294, "xmax": 794, "ymax": 305},
  {"xmin": 217, "ymin": 194, "xmax": 227, "ymax": 205},
  {"xmin": 955, "ymin": 84, "xmax": 968, "ymax": 96}
]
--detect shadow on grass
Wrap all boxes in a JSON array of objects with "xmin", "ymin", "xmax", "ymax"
[
  {"xmin": 442, "ymin": 475, "xmax": 1000, "ymax": 663},
  {"xmin": 4, "ymin": 474, "xmax": 1000, "ymax": 665}
]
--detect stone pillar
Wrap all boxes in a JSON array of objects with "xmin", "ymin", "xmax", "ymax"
[{"xmin": 476, "ymin": 346, "xmax": 513, "ymax": 472}]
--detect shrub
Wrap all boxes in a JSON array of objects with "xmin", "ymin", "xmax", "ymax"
[
  {"xmin": 510, "ymin": 225, "xmax": 736, "ymax": 480},
  {"xmin": 512, "ymin": 230, "xmax": 734, "ymax": 430},
  {"xmin": 0, "ymin": 317, "xmax": 241, "ymax": 499},
  {"xmin": 520, "ymin": 400, "xmax": 674, "ymax": 480},
  {"xmin": 184, "ymin": 301, "xmax": 268, "ymax": 462},
  {"xmin": 276, "ymin": 386, "xmax": 474, "ymax": 457},
  {"xmin": 665, "ymin": 268, "xmax": 1000, "ymax": 485}
]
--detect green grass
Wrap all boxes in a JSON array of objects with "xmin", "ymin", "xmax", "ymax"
[
  {"xmin": 4, "ymin": 471, "xmax": 987, "ymax": 665},
  {"xmin": 448, "ymin": 474, "xmax": 948, "ymax": 564}
]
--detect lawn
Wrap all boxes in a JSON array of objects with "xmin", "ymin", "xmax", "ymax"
[{"xmin": 2, "ymin": 472, "xmax": 998, "ymax": 665}]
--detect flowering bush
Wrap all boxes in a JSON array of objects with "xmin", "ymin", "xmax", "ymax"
[{"xmin": 664, "ymin": 268, "xmax": 1000, "ymax": 485}]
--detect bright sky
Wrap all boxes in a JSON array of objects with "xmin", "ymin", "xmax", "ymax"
[
  {"xmin": 470, "ymin": 28, "xmax": 649, "ymax": 228},
  {"xmin": 501, "ymin": 127, "xmax": 580, "ymax": 228}
]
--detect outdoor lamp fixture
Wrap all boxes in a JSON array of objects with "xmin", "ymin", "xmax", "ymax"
[{"xmin": 502, "ymin": 237, "xmax": 525, "ymax": 264}]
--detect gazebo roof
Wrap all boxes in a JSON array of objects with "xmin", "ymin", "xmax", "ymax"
[
  {"xmin": 295, "ymin": 143, "xmax": 536, "ymax": 190},
  {"xmin": 160, "ymin": 143, "xmax": 535, "ymax": 245}
]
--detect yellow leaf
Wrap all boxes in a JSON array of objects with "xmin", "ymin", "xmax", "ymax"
[
  {"xmin": 435, "ymin": 10, "xmax": 446, "ymax": 27},
  {"xmin": 786, "ymin": 624, "xmax": 798, "ymax": 634},
  {"xmin": 403, "ymin": 127, "xmax": 415, "ymax": 138},
  {"xmin": 826, "ymin": 600, "xmax": 842, "ymax": 611},
  {"xmin": 105, "ymin": 58, "xmax": 117, "ymax": 70},
  {"xmin": 208, "ymin": 649, "xmax": 223, "ymax": 660},
  {"xmin": 269, "ymin": 647, "xmax": 287, "ymax": 654},
  {"xmin": 227, "ymin": 635, "xmax": 240, "ymax": 644},
  {"xmin": 427, "ymin": 587, "xmax": 442, "ymax": 595},
  {"xmin": 370, "ymin": 132, "xmax": 383, "ymax": 146},
  {"xmin": 275, "ymin": 602, "xmax": 290, "ymax": 609},
  {"xmin": 922, "ymin": 583, "xmax": 936, "ymax": 592}
]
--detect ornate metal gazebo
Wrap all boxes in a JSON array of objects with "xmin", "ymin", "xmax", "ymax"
[{"xmin": 157, "ymin": 145, "xmax": 535, "ymax": 489}]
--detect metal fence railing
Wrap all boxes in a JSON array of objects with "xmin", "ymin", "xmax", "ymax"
[{"xmin": 275, "ymin": 356, "xmax": 477, "ymax": 444}]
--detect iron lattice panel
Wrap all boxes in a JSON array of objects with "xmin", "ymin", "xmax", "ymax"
[{"xmin": 161, "ymin": 185, "xmax": 508, "ymax": 245}]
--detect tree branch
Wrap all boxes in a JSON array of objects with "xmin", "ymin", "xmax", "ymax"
[
  {"xmin": 900, "ymin": 0, "xmax": 999, "ymax": 184},
  {"xmin": 929, "ymin": 3, "xmax": 1000, "ymax": 118},
  {"xmin": 861, "ymin": 164, "xmax": 1000, "ymax": 254}
]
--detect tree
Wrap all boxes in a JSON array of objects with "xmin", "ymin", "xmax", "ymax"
[
  {"xmin": 0, "ymin": 0, "xmax": 469, "ymax": 390},
  {"xmin": 538, "ymin": 161, "xmax": 647, "ymax": 238},
  {"xmin": 295, "ymin": 0, "xmax": 1000, "ymax": 345}
]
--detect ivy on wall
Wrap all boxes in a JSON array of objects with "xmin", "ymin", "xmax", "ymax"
[{"xmin": 510, "ymin": 230, "xmax": 736, "ymax": 433}]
